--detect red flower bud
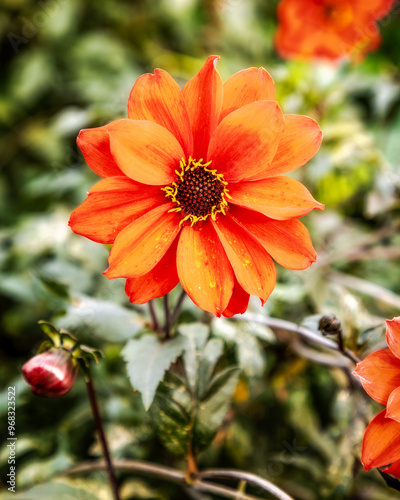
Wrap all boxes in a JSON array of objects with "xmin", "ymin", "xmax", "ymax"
[{"xmin": 22, "ymin": 348, "xmax": 78, "ymax": 398}]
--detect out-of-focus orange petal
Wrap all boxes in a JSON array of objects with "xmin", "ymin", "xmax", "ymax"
[
  {"xmin": 107, "ymin": 119, "xmax": 184, "ymax": 185},
  {"xmin": 220, "ymin": 67, "xmax": 276, "ymax": 122},
  {"xmin": 382, "ymin": 458, "xmax": 400, "ymax": 479},
  {"xmin": 362, "ymin": 409, "xmax": 400, "ymax": 471},
  {"xmin": 255, "ymin": 115, "xmax": 322, "ymax": 178},
  {"xmin": 353, "ymin": 349, "xmax": 400, "ymax": 405},
  {"xmin": 68, "ymin": 177, "xmax": 165, "ymax": 244},
  {"xmin": 104, "ymin": 203, "xmax": 181, "ymax": 279},
  {"xmin": 176, "ymin": 222, "xmax": 234, "ymax": 317},
  {"xmin": 386, "ymin": 317, "xmax": 400, "ymax": 360},
  {"xmin": 127, "ymin": 69, "xmax": 193, "ymax": 157},
  {"xmin": 77, "ymin": 121, "xmax": 124, "ymax": 178},
  {"xmin": 125, "ymin": 239, "xmax": 179, "ymax": 304},
  {"xmin": 208, "ymin": 101, "xmax": 284, "ymax": 182},
  {"xmin": 229, "ymin": 205, "xmax": 316, "ymax": 270},
  {"xmin": 222, "ymin": 279, "xmax": 250, "ymax": 318},
  {"xmin": 386, "ymin": 387, "xmax": 400, "ymax": 423},
  {"xmin": 182, "ymin": 55, "xmax": 223, "ymax": 160},
  {"xmin": 212, "ymin": 214, "xmax": 276, "ymax": 303},
  {"xmin": 353, "ymin": 0, "xmax": 394, "ymax": 16},
  {"xmin": 229, "ymin": 176, "xmax": 324, "ymax": 220}
]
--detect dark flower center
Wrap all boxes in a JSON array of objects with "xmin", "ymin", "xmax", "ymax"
[{"xmin": 162, "ymin": 157, "xmax": 230, "ymax": 226}]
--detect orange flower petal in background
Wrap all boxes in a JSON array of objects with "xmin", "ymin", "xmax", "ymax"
[
  {"xmin": 69, "ymin": 56, "xmax": 323, "ymax": 315},
  {"xmin": 353, "ymin": 317, "xmax": 400, "ymax": 477},
  {"xmin": 361, "ymin": 409, "xmax": 400, "ymax": 471},
  {"xmin": 383, "ymin": 459, "xmax": 400, "ymax": 480},
  {"xmin": 353, "ymin": 349, "xmax": 400, "ymax": 405},
  {"xmin": 386, "ymin": 317, "xmax": 400, "ymax": 360},
  {"xmin": 275, "ymin": 0, "xmax": 395, "ymax": 62}
]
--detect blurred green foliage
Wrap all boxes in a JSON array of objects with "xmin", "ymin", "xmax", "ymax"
[{"xmin": 1, "ymin": 0, "xmax": 400, "ymax": 499}]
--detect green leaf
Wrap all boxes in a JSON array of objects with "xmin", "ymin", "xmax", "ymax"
[
  {"xmin": 178, "ymin": 322, "xmax": 209, "ymax": 393},
  {"xmin": 123, "ymin": 333, "xmax": 186, "ymax": 410},
  {"xmin": 149, "ymin": 372, "xmax": 192, "ymax": 456},
  {"xmin": 193, "ymin": 366, "xmax": 240, "ymax": 453},
  {"xmin": 1, "ymin": 480, "xmax": 99, "ymax": 500},
  {"xmin": 57, "ymin": 294, "xmax": 145, "ymax": 342},
  {"xmin": 197, "ymin": 338, "xmax": 224, "ymax": 398}
]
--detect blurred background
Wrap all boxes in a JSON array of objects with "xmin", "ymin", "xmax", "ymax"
[{"xmin": 1, "ymin": 0, "xmax": 400, "ymax": 498}]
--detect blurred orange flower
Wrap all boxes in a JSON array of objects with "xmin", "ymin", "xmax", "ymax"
[
  {"xmin": 275, "ymin": 0, "xmax": 394, "ymax": 62},
  {"xmin": 69, "ymin": 56, "xmax": 323, "ymax": 317},
  {"xmin": 353, "ymin": 317, "xmax": 400, "ymax": 478}
]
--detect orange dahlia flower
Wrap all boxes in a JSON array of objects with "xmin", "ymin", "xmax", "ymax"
[
  {"xmin": 353, "ymin": 317, "xmax": 400, "ymax": 478},
  {"xmin": 69, "ymin": 56, "xmax": 323, "ymax": 317},
  {"xmin": 275, "ymin": 0, "xmax": 394, "ymax": 62}
]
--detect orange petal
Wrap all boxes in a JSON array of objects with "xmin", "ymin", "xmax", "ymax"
[
  {"xmin": 176, "ymin": 222, "xmax": 234, "ymax": 316},
  {"xmin": 77, "ymin": 121, "xmax": 124, "ymax": 178},
  {"xmin": 105, "ymin": 203, "xmax": 181, "ymax": 279},
  {"xmin": 127, "ymin": 69, "xmax": 193, "ymax": 157},
  {"xmin": 229, "ymin": 205, "xmax": 316, "ymax": 270},
  {"xmin": 229, "ymin": 176, "xmax": 324, "ymax": 220},
  {"xmin": 182, "ymin": 56, "xmax": 223, "ymax": 160},
  {"xmin": 220, "ymin": 67, "xmax": 276, "ymax": 122},
  {"xmin": 382, "ymin": 458, "xmax": 400, "ymax": 479},
  {"xmin": 353, "ymin": 349, "xmax": 400, "ymax": 405},
  {"xmin": 208, "ymin": 101, "xmax": 284, "ymax": 182},
  {"xmin": 256, "ymin": 115, "xmax": 322, "ymax": 178},
  {"xmin": 361, "ymin": 409, "xmax": 400, "ymax": 470},
  {"xmin": 125, "ymin": 239, "xmax": 179, "ymax": 304},
  {"xmin": 353, "ymin": 0, "xmax": 394, "ymax": 17},
  {"xmin": 387, "ymin": 387, "xmax": 400, "ymax": 423},
  {"xmin": 222, "ymin": 279, "xmax": 250, "ymax": 318},
  {"xmin": 386, "ymin": 317, "xmax": 400, "ymax": 360},
  {"xmin": 212, "ymin": 214, "xmax": 276, "ymax": 303},
  {"xmin": 68, "ymin": 177, "xmax": 165, "ymax": 244},
  {"xmin": 107, "ymin": 119, "xmax": 184, "ymax": 185}
]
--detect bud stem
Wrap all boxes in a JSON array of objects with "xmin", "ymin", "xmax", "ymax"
[{"xmin": 86, "ymin": 369, "xmax": 120, "ymax": 500}]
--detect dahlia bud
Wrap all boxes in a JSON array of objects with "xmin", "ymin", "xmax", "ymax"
[{"xmin": 22, "ymin": 347, "xmax": 78, "ymax": 398}]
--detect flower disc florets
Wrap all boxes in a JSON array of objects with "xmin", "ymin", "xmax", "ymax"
[{"xmin": 163, "ymin": 157, "xmax": 230, "ymax": 226}]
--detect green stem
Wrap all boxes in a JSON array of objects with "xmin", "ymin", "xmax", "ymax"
[{"xmin": 85, "ymin": 371, "xmax": 120, "ymax": 500}]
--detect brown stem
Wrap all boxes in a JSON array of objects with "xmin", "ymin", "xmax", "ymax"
[
  {"xmin": 148, "ymin": 300, "xmax": 160, "ymax": 332},
  {"xmin": 170, "ymin": 290, "xmax": 187, "ymax": 325},
  {"xmin": 85, "ymin": 372, "xmax": 120, "ymax": 500},
  {"xmin": 164, "ymin": 294, "xmax": 171, "ymax": 339}
]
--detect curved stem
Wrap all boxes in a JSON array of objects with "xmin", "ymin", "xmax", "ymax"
[
  {"xmin": 239, "ymin": 314, "xmax": 361, "ymax": 365},
  {"xmin": 85, "ymin": 372, "xmax": 120, "ymax": 500},
  {"xmin": 199, "ymin": 469, "xmax": 294, "ymax": 500},
  {"xmin": 64, "ymin": 460, "xmax": 280, "ymax": 500}
]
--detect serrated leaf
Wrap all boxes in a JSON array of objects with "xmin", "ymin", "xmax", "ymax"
[
  {"xmin": 57, "ymin": 294, "xmax": 145, "ymax": 342},
  {"xmin": 123, "ymin": 334, "xmax": 186, "ymax": 410},
  {"xmin": 178, "ymin": 322, "xmax": 209, "ymax": 393},
  {"xmin": 194, "ymin": 366, "xmax": 240, "ymax": 452},
  {"xmin": 236, "ymin": 332, "xmax": 266, "ymax": 379},
  {"xmin": 149, "ymin": 372, "xmax": 192, "ymax": 456}
]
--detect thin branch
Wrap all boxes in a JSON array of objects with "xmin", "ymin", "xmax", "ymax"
[
  {"xmin": 85, "ymin": 374, "xmax": 120, "ymax": 500},
  {"xmin": 64, "ymin": 460, "xmax": 277, "ymax": 500},
  {"xmin": 199, "ymin": 469, "xmax": 295, "ymax": 500},
  {"xmin": 148, "ymin": 300, "xmax": 160, "ymax": 332},
  {"xmin": 239, "ymin": 314, "xmax": 360, "ymax": 364},
  {"xmin": 170, "ymin": 289, "xmax": 187, "ymax": 325},
  {"xmin": 164, "ymin": 294, "xmax": 171, "ymax": 339}
]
